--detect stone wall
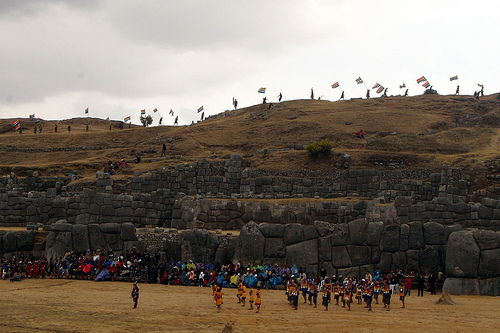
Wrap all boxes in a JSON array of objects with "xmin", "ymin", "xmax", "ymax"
[{"xmin": 442, "ymin": 229, "xmax": 500, "ymax": 296}]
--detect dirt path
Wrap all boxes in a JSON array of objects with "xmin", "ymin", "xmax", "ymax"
[{"xmin": 1, "ymin": 279, "xmax": 499, "ymax": 332}]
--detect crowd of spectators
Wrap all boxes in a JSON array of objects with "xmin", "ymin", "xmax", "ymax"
[{"xmin": 1, "ymin": 250, "xmax": 440, "ymax": 294}]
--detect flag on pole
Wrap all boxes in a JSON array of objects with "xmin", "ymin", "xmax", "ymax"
[
  {"xmin": 85, "ymin": 107, "xmax": 89, "ymax": 114},
  {"xmin": 153, "ymin": 108, "xmax": 158, "ymax": 113},
  {"xmin": 141, "ymin": 109, "xmax": 146, "ymax": 115},
  {"xmin": 331, "ymin": 82, "xmax": 340, "ymax": 89},
  {"xmin": 478, "ymin": 83, "xmax": 484, "ymax": 88},
  {"xmin": 450, "ymin": 75, "xmax": 458, "ymax": 81},
  {"xmin": 124, "ymin": 116, "xmax": 131, "ymax": 122},
  {"xmin": 258, "ymin": 87, "xmax": 266, "ymax": 94},
  {"xmin": 422, "ymin": 81, "xmax": 430, "ymax": 88},
  {"xmin": 197, "ymin": 106, "xmax": 204, "ymax": 113},
  {"xmin": 372, "ymin": 83, "xmax": 380, "ymax": 89},
  {"xmin": 35, "ymin": 118, "xmax": 41, "ymax": 123},
  {"xmin": 355, "ymin": 77, "xmax": 363, "ymax": 84},
  {"xmin": 416, "ymin": 76, "xmax": 427, "ymax": 84},
  {"xmin": 29, "ymin": 114, "xmax": 35, "ymax": 120},
  {"xmin": 169, "ymin": 109, "xmax": 174, "ymax": 116},
  {"xmin": 376, "ymin": 86, "xmax": 384, "ymax": 94},
  {"xmin": 12, "ymin": 119, "xmax": 20, "ymax": 127}
]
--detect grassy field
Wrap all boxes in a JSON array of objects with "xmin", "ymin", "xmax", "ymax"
[
  {"xmin": 0, "ymin": 279, "xmax": 499, "ymax": 332},
  {"xmin": 1, "ymin": 94, "xmax": 499, "ymax": 182}
]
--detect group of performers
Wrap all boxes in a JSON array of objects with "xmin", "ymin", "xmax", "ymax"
[
  {"xmin": 286, "ymin": 275, "xmax": 405, "ymax": 312},
  {"xmin": 212, "ymin": 282, "xmax": 262, "ymax": 313}
]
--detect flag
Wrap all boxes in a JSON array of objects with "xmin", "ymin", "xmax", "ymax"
[
  {"xmin": 450, "ymin": 75, "xmax": 458, "ymax": 81},
  {"xmin": 356, "ymin": 77, "xmax": 363, "ymax": 84},
  {"xmin": 169, "ymin": 109, "xmax": 174, "ymax": 116},
  {"xmin": 478, "ymin": 83, "xmax": 484, "ymax": 87},
  {"xmin": 197, "ymin": 106, "xmax": 204, "ymax": 113},
  {"xmin": 106, "ymin": 117, "xmax": 110, "ymax": 121},
  {"xmin": 376, "ymin": 86, "xmax": 384, "ymax": 94},
  {"xmin": 141, "ymin": 109, "xmax": 146, "ymax": 115},
  {"xmin": 15, "ymin": 123, "xmax": 21, "ymax": 130},
  {"xmin": 153, "ymin": 108, "xmax": 158, "ymax": 113},
  {"xmin": 85, "ymin": 107, "xmax": 89, "ymax": 114},
  {"xmin": 372, "ymin": 83, "xmax": 380, "ymax": 89},
  {"xmin": 124, "ymin": 116, "xmax": 131, "ymax": 122},
  {"xmin": 422, "ymin": 81, "xmax": 430, "ymax": 88},
  {"xmin": 35, "ymin": 118, "xmax": 41, "ymax": 123},
  {"xmin": 416, "ymin": 76, "xmax": 427, "ymax": 84},
  {"xmin": 12, "ymin": 119, "xmax": 20, "ymax": 127},
  {"xmin": 258, "ymin": 87, "xmax": 266, "ymax": 94},
  {"xmin": 331, "ymin": 82, "xmax": 340, "ymax": 89},
  {"xmin": 399, "ymin": 82, "xmax": 406, "ymax": 89},
  {"xmin": 29, "ymin": 114, "xmax": 35, "ymax": 120}
]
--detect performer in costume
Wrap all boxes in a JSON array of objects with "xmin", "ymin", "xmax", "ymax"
[
  {"xmin": 249, "ymin": 286, "xmax": 255, "ymax": 310},
  {"xmin": 255, "ymin": 286, "xmax": 262, "ymax": 313},
  {"xmin": 399, "ymin": 285, "xmax": 406, "ymax": 308}
]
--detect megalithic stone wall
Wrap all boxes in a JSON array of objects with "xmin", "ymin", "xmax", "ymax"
[
  {"xmin": 443, "ymin": 229, "xmax": 500, "ymax": 296},
  {"xmin": 232, "ymin": 220, "xmax": 466, "ymax": 281}
]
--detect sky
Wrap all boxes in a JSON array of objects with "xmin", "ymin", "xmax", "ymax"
[{"xmin": 1, "ymin": 0, "xmax": 499, "ymax": 125}]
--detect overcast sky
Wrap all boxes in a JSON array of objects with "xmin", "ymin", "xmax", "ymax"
[{"xmin": 1, "ymin": 0, "xmax": 498, "ymax": 125}]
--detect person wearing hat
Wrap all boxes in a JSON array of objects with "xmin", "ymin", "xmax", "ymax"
[{"xmin": 131, "ymin": 281, "xmax": 139, "ymax": 309}]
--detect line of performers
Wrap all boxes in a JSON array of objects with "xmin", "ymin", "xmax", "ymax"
[
  {"xmin": 212, "ymin": 282, "xmax": 262, "ymax": 313},
  {"xmin": 286, "ymin": 276, "xmax": 405, "ymax": 312}
]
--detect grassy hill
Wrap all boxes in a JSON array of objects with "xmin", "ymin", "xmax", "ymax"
[{"xmin": 1, "ymin": 93, "xmax": 499, "ymax": 187}]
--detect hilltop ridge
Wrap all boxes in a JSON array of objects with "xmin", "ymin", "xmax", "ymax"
[{"xmin": 0, "ymin": 94, "xmax": 499, "ymax": 187}]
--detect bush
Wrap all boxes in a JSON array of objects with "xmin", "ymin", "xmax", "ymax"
[
  {"xmin": 140, "ymin": 115, "xmax": 153, "ymax": 127},
  {"xmin": 306, "ymin": 139, "xmax": 333, "ymax": 158},
  {"xmin": 423, "ymin": 87, "xmax": 438, "ymax": 95}
]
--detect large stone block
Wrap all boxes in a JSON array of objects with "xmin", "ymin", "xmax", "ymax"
[
  {"xmin": 2, "ymin": 232, "xmax": 17, "ymax": 253},
  {"xmin": 446, "ymin": 231, "xmax": 480, "ymax": 278},
  {"xmin": 366, "ymin": 222, "xmax": 384, "ymax": 246},
  {"xmin": 443, "ymin": 277, "xmax": 480, "ymax": 295},
  {"xmin": 346, "ymin": 245, "xmax": 371, "ymax": 267},
  {"xmin": 318, "ymin": 237, "xmax": 331, "ymax": 262},
  {"xmin": 473, "ymin": 230, "xmax": 498, "ymax": 250},
  {"xmin": 283, "ymin": 224, "xmax": 305, "ymax": 246},
  {"xmin": 45, "ymin": 231, "xmax": 73, "ymax": 259},
  {"xmin": 423, "ymin": 222, "xmax": 446, "ymax": 245},
  {"xmin": 313, "ymin": 220, "xmax": 335, "ymax": 237},
  {"xmin": 285, "ymin": 239, "xmax": 318, "ymax": 272},
  {"xmin": 478, "ymin": 249, "xmax": 500, "ymax": 278},
  {"xmin": 391, "ymin": 251, "xmax": 407, "ymax": 271},
  {"xmin": 100, "ymin": 223, "xmax": 121, "ymax": 234},
  {"xmin": 408, "ymin": 222, "xmax": 424, "ymax": 249},
  {"xmin": 120, "ymin": 223, "xmax": 137, "ymax": 241},
  {"xmin": 71, "ymin": 224, "xmax": 90, "ymax": 251},
  {"xmin": 16, "ymin": 231, "xmax": 34, "ymax": 252},
  {"xmin": 380, "ymin": 224, "xmax": 400, "ymax": 252},
  {"xmin": 420, "ymin": 246, "xmax": 442, "ymax": 273},
  {"xmin": 105, "ymin": 233, "xmax": 123, "ymax": 251},
  {"xmin": 406, "ymin": 250, "xmax": 421, "ymax": 272},
  {"xmin": 330, "ymin": 224, "xmax": 349, "ymax": 246},
  {"xmin": 445, "ymin": 224, "xmax": 462, "ymax": 241},
  {"xmin": 331, "ymin": 246, "xmax": 352, "ymax": 268},
  {"xmin": 259, "ymin": 223, "xmax": 284, "ymax": 238},
  {"xmin": 337, "ymin": 267, "xmax": 359, "ymax": 279},
  {"xmin": 88, "ymin": 224, "xmax": 107, "ymax": 251},
  {"xmin": 264, "ymin": 238, "xmax": 285, "ymax": 258},
  {"xmin": 50, "ymin": 222, "xmax": 73, "ymax": 232},
  {"xmin": 348, "ymin": 218, "xmax": 368, "ymax": 245},
  {"xmin": 378, "ymin": 252, "xmax": 392, "ymax": 272},
  {"xmin": 233, "ymin": 221, "xmax": 265, "ymax": 264}
]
